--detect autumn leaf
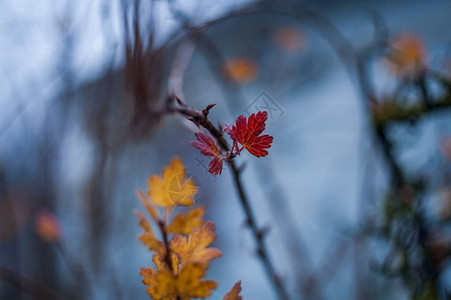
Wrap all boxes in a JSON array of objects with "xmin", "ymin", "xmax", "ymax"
[
  {"xmin": 223, "ymin": 57, "xmax": 258, "ymax": 84},
  {"xmin": 228, "ymin": 111, "xmax": 273, "ymax": 157},
  {"xmin": 171, "ymin": 221, "xmax": 222, "ymax": 268},
  {"xmin": 154, "ymin": 244, "xmax": 180, "ymax": 274},
  {"xmin": 274, "ymin": 26, "xmax": 306, "ymax": 53},
  {"xmin": 167, "ymin": 206, "xmax": 205, "ymax": 235},
  {"xmin": 35, "ymin": 210, "xmax": 61, "ymax": 243},
  {"xmin": 135, "ymin": 211, "xmax": 162, "ymax": 251},
  {"xmin": 223, "ymin": 281, "xmax": 243, "ymax": 300},
  {"xmin": 148, "ymin": 157, "xmax": 197, "ymax": 207},
  {"xmin": 386, "ymin": 32, "xmax": 426, "ymax": 77},
  {"xmin": 141, "ymin": 263, "xmax": 217, "ymax": 299},
  {"xmin": 190, "ymin": 132, "xmax": 224, "ymax": 175}
]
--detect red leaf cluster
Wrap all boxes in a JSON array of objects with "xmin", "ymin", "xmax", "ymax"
[{"xmin": 191, "ymin": 111, "xmax": 273, "ymax": 175}]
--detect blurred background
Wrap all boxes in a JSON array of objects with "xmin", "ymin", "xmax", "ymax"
[{"xmin": 1, "ymin": 0, "xmax": 451, "ymax": 299}]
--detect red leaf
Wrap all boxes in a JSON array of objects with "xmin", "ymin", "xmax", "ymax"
[
  {"xmin": 190, "ymin": 132, "xmax": 224, "ymax": 175},
  {"xmin": 223, "ymin": 280, "xmax": 242, "ymax": 300},
  {"xmin": 230, "ymin": 111, "xmax": 273, "ymax": 157}
]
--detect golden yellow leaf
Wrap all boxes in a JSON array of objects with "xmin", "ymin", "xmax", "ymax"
[
  {"xmin": 223, "ymin": 57, "xmax": 258, "ymax": 84},
  {"xmin": 223, "ymin": 281, "xmax": 242, "ymax": 300},
  {"xmin": 148, "ymin": 157, "xmax": 197, "ymax": 208},
  {"xmin": 166, "ymin": 206, "xmax": 205, "ymax": 235},
  {"xmin": 170, "ymin": 221, "xmax": 222, "ymax": 268},
  {"xmin": 136, "ymin": 211, "xmax": 162, "ymax": 251},
  {"xmin": 175, "ymin": 263, "xmax": 217, "ymax": 298},
  {"xmin": 142, "ymin": 263, "xmax": 217, "ymax": 299}
]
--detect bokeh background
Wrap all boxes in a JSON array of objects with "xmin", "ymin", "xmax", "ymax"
[{"xmin": 1, "ymin": 0, "xmax": 451, "ymax": 299}]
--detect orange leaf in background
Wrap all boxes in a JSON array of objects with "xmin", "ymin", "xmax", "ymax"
[
  {"xmin": 148, "ymin": 157, "xmax": 197, "ymax": 207},
  {"xmin": 223, "ymin": 57, "xmax": 258, "ymax": 84},
  {"xmin": 274, "ymin": 26, "xmax": 306, "ymax": 53},
  {"xmin": 171, "ymin": 221, "xmax": 222, "ymax": 268},
  {"xmin": 223, "ymin": 281, "xmax": 243, "ymax": 300},
  {"xmin": 229, "ymin": 111, "xmax": 274, "ymax": 157},
  {"xmin": 141, "ymin": 263, "xmax": 217, "ymax": 299},
  {"xmin": 386, "ymin": 32, "xmax": 426, "ymax": 77},
  {"xmin": 167, "ymin": 206, "xmax": 205, "ymax": 235},
  {"xmin": 136, "ymin": 211, "xmax": 162, "ymax": 251},
  {"xmin": 35, "ymin": 210, "xmax": 61, "ymax": 243},
  {"xmin": 191, "ymin": 132, "xmax": 224, "ymax": 175}
]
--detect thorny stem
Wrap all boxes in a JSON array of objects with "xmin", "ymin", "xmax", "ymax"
[{"xmin": 164, "ymin": 96, "xmax": 290, "ymax": 300}]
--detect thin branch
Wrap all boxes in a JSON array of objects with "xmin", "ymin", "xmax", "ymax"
[
  {"xmin": 163, "ymin": 96, "xmax": 290, "ymax": 300},
  {"xmin": 158, "ymin": 219, "xmax": 181, "ymax": 300}
]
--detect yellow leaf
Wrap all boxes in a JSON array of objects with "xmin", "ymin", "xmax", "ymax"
[
  {"xmin": 166, "ymin": 206, "xmax": 205, "ymax": 235},
  {"xmin": 175, "ymin": 263, "xmax": 217, "ymax": 298},
  {"xmin": 136, "ymin": 211, "xmax": 162, "ymax": 251},
  {"xmin": 148, "ymin": 157, "xmax": 197, "ymax": 208},
  {"xmin": 142, "ymin": 263, "xmax": 217, "ymax": 299},
  {"xmin": 171, "ymin": 221, "xmax": 222, "ymax": 268},
  {"xmin": 223, "ymin": 281, "xmax": 242, "ymax": 300}
]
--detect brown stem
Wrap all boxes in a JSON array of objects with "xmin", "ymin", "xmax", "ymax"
[
  {"xmin": 164, "ymin": 96, "xmax": 289, "ymax": 300},
  {"xmin": 157, "ymin": 220, "xmax": 175, "ymax": 273},
  {"xmin": 157, "ymin": 219, "xmax": 181, "ymax": 300}
]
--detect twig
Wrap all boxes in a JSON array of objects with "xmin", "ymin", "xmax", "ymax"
[
  {"xmin": 157, "ymin": 218, "xmax": 181, "ymax": 300},
  {"xmin": 164, "ymin": 96, "xmax": 290, "ymax": 300}
]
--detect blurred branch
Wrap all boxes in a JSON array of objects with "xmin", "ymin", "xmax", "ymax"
[
  {"xmin": 373, "ymin": 92, "xmax": 451, "ymax": 127},
  {"xmin": 354, "ymin": 14, "xmax": 451, "ymax": 298},
  {"xmin": 0, "ymin": 264, "xmax": 65, "ymax": 300},
  {"xmin": 199, "ymin": 0, "xmax": 355, "ymax": 71}
]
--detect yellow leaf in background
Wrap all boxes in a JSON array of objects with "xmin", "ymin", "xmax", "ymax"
[
  {"xmin": 223, "ymin": 281, "xmax": 243, "ymax": 300},
  {"xmin": 136, "ymin": 211, "xmax": 162, "ymax": 251},
  {"xmin": 148, "ymin": 157, "xmax": 197, "ymax": 208},
  {"xmin": 142, "ymin": 263, "xmax": 217, "ymax": 299},
  {"xmin": 166, "ymin": 206, "xmax": 205, "ymax": 235},
  {"xmin": 223, "ymin": 57, "xmax": 258, "ymax": 84},
  {"xmin": 386, "ymin": 32, "xmax": 426, "ymax": 77},
  {"xmin": 170, "ymin": 221, "xmax": 222, "ymax": 268},
  {"xmin": 274, "ymin": 26, "xmax": 306, "ymax": 53}
]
